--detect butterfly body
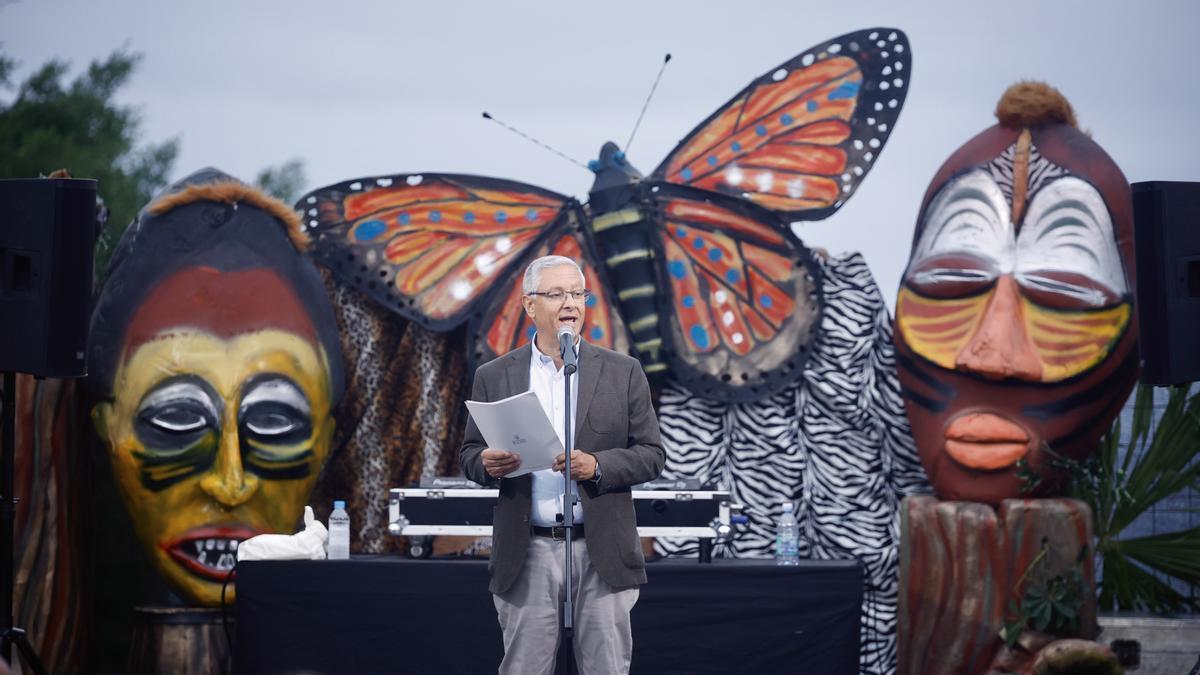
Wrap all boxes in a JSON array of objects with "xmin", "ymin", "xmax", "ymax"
[
  {"xmin": 301, "ymin": 28, "xmax": 912, "ymax": 402},
  {"xmin": 585, "ymin": 142, "xmax": 670, "ymax": 373}
]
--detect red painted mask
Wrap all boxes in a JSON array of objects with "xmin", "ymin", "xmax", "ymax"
[{"xmin": 894, "ymin": 84, "xmax": 1139, "ymax": 503}]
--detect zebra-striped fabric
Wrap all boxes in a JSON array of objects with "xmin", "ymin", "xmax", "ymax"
[{"xmin": 655, "ymin": 251, "xmax": 931, "ymax": 675}]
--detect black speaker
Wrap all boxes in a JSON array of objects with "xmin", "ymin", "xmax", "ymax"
[
  {"xmin": 0, "ymin": 178, "xmax": 97, "ymax": 378},
  {"xmin": 1132, "ymin": 180, "xmax": 1200, "ymax": 385}
]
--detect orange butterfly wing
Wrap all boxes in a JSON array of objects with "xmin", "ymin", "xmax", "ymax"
[
  {"xmin": 301, "ymin": 174, "xmax": 568, "ymax": 329},
  {"xmin": 649, "ymin": 184, "xmax": 821, "ymax": 399},
  {"xmin": 469, "ymin": 210, "xmax": 628, "ymax": 368},
  {"xmin": 652, "ymin": 28, "xmax": 909, "ymax": 221}
]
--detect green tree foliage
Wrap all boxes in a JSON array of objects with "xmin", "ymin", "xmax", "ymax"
[
  {"xmin": 255, "ymin": 157, "xmax": 307, "ymax": 205},
  {"xmin": 0, "ymin": 48, "xmax": 178, "ymax": 273}
]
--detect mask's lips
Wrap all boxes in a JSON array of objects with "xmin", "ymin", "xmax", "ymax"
[
  {"xmin": 163, "ymin": 524, "xmax": 263, "ymax": 581},
  {"xmin": 944, "ymin": 412, "xmax": 1032, "ymax": 470}
]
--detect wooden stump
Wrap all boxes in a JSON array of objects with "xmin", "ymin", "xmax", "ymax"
[
  {"xmin": 126, "ymin": 606, "xmax": 231, "ymax": 675},
  {"xmin": 897, "ymin": 497, "xmax": 1097, "ymax": 675}
]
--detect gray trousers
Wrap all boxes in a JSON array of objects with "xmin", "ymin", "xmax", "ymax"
[{"xmin": 493, "ymin": 535, "xmax": 639, "ymax": 675}]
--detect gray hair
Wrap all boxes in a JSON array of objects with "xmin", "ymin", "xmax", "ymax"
[{"xmin": 522, "ymin": 255, "xmax": 585, "ymax": 295}]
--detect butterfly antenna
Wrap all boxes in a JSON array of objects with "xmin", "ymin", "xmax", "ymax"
[
  {"xmin": 481, "ymin": 112, "xmax": 589, "ymax": 170},
  {"xmin": 625, "ymin": 53, "xmax": 672, "ymax": 153}
]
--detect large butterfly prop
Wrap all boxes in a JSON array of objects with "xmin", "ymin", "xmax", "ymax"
[{"xmin": 299, "ymin": 28, "xmax": 910, "ymax": 402}]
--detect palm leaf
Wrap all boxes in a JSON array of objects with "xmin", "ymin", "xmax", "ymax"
[
  {"xmin": 1098, "ymin": 550, "xmax": 1197, "ymax": 613},
  {"xmin": 1110, "ymin": 525, "xmax": 1200, "ymax": 587},
  {"xmin": 1073, "ymin": 383, "xmax": 1200, "ymax": 612},
  {"xmin": 1108, "ymin": 385, "xmax": 1200, "ymax": 534}
]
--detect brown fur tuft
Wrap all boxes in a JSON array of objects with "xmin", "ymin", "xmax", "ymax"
[
  {"xmin": 995, "ymin": 81, "xmax": 1077, "ymax": 130},
  {"xmin": 147, "ymin": 181, "xmax": 310, "ymax": 251}
]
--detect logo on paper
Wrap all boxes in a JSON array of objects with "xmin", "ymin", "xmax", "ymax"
[{"xmin": 511, "ymin": 434, "xmax": 527, "ymax": 446}]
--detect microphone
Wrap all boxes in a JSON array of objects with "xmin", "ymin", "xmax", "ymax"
[{"xmin": 558, "ymin": 325, "xmax": 578, "ymax": 373}]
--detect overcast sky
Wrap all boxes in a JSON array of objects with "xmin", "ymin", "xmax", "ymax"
[{"xmin": 3, "ymin": 0, "xmax": 1197, "ymax": 308}]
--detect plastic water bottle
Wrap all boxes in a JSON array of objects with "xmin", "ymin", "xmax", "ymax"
[
  {"xmin": 328, "ymin": 500, "xmax": 350, "ymax": 560},
  {"xmin": 775, "ymin": 502, "xmax": 799, "ymax": 566}
]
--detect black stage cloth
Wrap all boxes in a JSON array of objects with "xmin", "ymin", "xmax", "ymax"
[{"xmin": 235, "ymin": 556, "xmax": 862, "ymax": 675}]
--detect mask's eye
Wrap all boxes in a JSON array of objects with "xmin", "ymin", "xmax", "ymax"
[
  {"xmin": 1019, "ymin": 270, "xmax": 1122, "ymax": 309},
  {"xmin": 143, "ymin": 403, "xmax": 209, "ymax": 433},
  {"xmin": 239, "ymin": 377, "xmax": 312, "ymax": 450},
  {"xmin": 905, "ymin": 254, "xmax": 997, "ymax": 299},
  {"xmin": 244, "ymin": 410, "xmax": 300, "ymax": 436},
  {"xmin": 134, "ymin": 379, "xmax": 220, "ymax": 452},
  {"xmin": 907, "ymin": 170, "xmax": 1013, "ymax": 287},
  {"xmin": 1014, "ymin": 176, "xmax": 1128, "ymax": 309}
]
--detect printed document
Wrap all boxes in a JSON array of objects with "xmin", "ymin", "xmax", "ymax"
[{"xmin": 465, "ymin": 390, "xmax": 561, "ymax": 477}]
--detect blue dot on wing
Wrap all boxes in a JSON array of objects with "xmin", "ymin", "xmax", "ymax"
[
  {"xmin": 780, "ymin": 113, "xmax": 794, "ymax": 125},
  {"xmin": 681, "ymin": 168, "xmax": 694, "ymax": 180},
  {"xmin": 828, "ymin": 81, "xmax": 860, "ymax": 100},
  {"xmin": 682, "ymin": 295, "xmax": 695, "ymax": 308},
  {"xmin": 355, "ymin": 220, "xmax": 386, "ymax": 241},
  {"xmin": 755, "ymin": 124, "xmax": 768, "ymax": 136},
  {"xmin": 590, "ymin": 326, "xmax": 603, "ymax": 340},
  {"xmin": 726, "ymin": 269, "xmax": 740, "ymax": 283},
  {"xmin": 496, "ymin": 211, "xmax": 508, "ymax": 223},
  {"xmin": 690, "ymin": 325, "xmax": 710, "ymax": 349},
  {"xmin": 526, "ymin": 208, "xmax": 538, "ymax": 222},
  {"xmin": 708, "ymin": 248, "xmax": 722, "ymax": 262},
  {"xmin": 731, "ymin": 141, "xmax": 742, "ymax": 152},
  {"xmin": 398, "ymin": 213, "xmax": 411, "ymax": 225},
  {"xmin": 760, "ymin": 294, "xmax": 773, "ymax": 308},
  {"xmin": 675, "ymin": 226, "xmax": 687, "ymax": 238},
  {"xmin": 464, "ymin": 212, "xmax": 476, "ymax": 223},
  {"xmin": 807, "ymin": 100, "xmax": 818, "ymax": 112},
  {"xmin": 526, "ymin": 325, "xmax": 537, "ymax": 339},
  {"xmin": 429, "ymin": 210, "xmax": 442, "ymax": 222},
  {"xmin": 669, "ymin": 260, "xmax": 686, "ymax": 279},
  {"xmin": 707, "ymin": 155, "xmax": 718, "ymax": 166},
  {"xmin": 692, "ymin": 236, "xmax": 705, "ymax": 250},
  {"xmin": 585, "ymin": 294, "xmax": 597, "ymax": 307}
]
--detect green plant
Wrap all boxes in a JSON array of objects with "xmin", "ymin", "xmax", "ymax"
[
  {"xmin": 1002, "ymin": 542, "xmax": 1088, "ymax": 646},
  {"xmin": 1066, "ymin": 383, "xmax": 1200, "ymax": 613}
]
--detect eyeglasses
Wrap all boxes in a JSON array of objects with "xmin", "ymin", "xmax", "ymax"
[{"xmin": 527, "ymin": 289, "xmax": 592, "ymax": 303}]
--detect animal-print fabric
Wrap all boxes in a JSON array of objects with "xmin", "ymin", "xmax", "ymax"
[{"xmin": 655, "ymin": 252, "xmax": 931, "ymax": 675}]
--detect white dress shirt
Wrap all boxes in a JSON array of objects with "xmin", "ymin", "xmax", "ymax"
[{"xmin": 528, "ymin": 336, "xmax": 582, "ymax": 527}]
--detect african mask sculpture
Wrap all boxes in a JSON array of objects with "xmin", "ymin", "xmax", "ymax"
[
  {"xmin": 88, "ymin": 168, "xmax": 345, "ymax": 605},
  {"xmin": 895, "ymin": 83, "xmax": 1138, "ymax": 503}
]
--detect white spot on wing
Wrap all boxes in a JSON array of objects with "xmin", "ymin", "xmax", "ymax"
[
  {"xmin": 474, "ymin": 252, "xmax": 496, "ymax": 275},
  {"xmin": 755, "ymin": 171, "xmax": 774, "ymax": 193},
  {"xmin": 450, "ymin": 280, "xmax": 472, "ymax": 300}
]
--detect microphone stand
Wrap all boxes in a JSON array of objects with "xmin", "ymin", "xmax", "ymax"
[{"xmin": 558, "ymin": 332, "xmax": 578, "ymax": 674}]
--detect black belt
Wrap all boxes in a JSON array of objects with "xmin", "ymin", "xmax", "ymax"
[{"xmin": 531, "ymin": 524, "xmax": 585, "ymax": 540}]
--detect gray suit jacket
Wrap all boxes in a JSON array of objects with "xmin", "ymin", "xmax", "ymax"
[{"xmin": 459, "ymin": 341, "xmax": 665, "ymax": 594}]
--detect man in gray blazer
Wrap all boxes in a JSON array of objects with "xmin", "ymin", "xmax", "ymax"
[{"xmin": 460, "ymin": 255, "xmax": 664, "ymax": 675}]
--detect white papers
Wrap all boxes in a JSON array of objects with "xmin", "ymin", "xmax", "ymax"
[{"xmin": 465, "ymin": 390, "xmax": 562, "ymax": 477}]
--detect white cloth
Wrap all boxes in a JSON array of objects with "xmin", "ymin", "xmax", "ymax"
[
  {"xmin": 528, "ymin": 337, "xmax": 582, "ymax": 527},
  {"xmin": 235, "ymin": 506, "xmax": 328, "ymax": 561}
]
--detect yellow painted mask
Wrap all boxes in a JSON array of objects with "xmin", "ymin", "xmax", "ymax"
[{"xmin": 87, "ymin": 170, "xmax": 345, "ymax": 605}]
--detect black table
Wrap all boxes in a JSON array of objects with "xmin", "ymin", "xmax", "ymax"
[{"xmin": 235, "ymin": 556, "xmax": 862, "ymax": 675}]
